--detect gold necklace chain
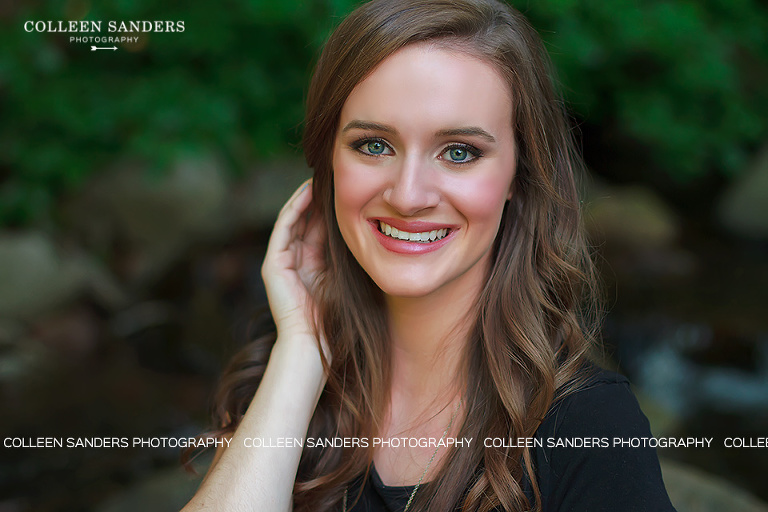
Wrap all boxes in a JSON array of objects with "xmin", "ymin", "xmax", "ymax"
[{"xmin": 342, "ymin": 400, "xmax": 462, "ymax": 512}]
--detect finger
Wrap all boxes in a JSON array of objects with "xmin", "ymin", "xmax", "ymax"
[
  {"xmin": 292, "ymin": 200, "xmax": 310, "ymax": 241},
  {"xmin": 278, "ymin": 178, "xmax": 313, "ymax": 217},
  {"xmin": 293, "ymin": 214, "xmax": 308, "ymax": 241},
  {"xmin": 265, "ymin": 179, "xmax": 313, "ymax": 257},
  {"xmin": 301, "ymin": 202, "xmax": 326, "ymax": 248}
]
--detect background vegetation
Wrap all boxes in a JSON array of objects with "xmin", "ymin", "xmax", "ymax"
[{"xmin": 2, "ymin": 0, "xmax": 767, "ymax": 227}]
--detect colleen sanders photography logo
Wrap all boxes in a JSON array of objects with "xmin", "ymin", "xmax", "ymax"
[{"xmin": 23, "ymin": 20, "xmax": 185, "ymax": 51}]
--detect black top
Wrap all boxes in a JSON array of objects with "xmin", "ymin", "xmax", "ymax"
[{"xmin": 346, "ymin": 368, "xmax": 677, "ymax": 511}]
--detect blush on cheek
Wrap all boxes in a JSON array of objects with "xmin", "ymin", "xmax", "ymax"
[
  {"xmin": 333, "ymin": 146, "xmax": 392, "ymax": 212},
  {"xmin": 333, "ymin": 186, "xmax": 357, "ymax": 244},
  {"xmin": 332, "ymin": 152, "xmax": 382, "ymax": 252},
  {"xmin": 451, "ymin": 176, "xmax": 512, "ymax": 223},
  {"xmin": 334, "ymin": 167, "xmax": 365, "ymax": 221}
]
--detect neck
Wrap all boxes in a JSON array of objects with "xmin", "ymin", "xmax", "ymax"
[{"xmin": 384, "ymin": 262, "xmax": 487, "ymax": 406}]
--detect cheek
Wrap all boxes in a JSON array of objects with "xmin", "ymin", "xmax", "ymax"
[
  {"xmin": 448, "ymin": 170, "xmax": 514, "ymax": 234},
  {"xmin": 332, "ymin": 149, "xmax": 378, "ymax": 236}
]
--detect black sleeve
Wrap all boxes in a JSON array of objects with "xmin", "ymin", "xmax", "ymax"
[{"xmin": 532, "ymin": 373, "xmax": 677, "ymax": 512}]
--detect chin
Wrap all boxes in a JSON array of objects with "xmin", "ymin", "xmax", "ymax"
[
  {"xmin": 368, "ymin": 274, "xmax": 443, "ymax": 299},
  {"xmin": 373, "ymin": 278, "xmax": 450, "ymax": 299}
]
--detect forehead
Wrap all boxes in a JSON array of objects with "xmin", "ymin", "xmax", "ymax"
[{"xmin": 339, "ymin": 42, "xmax": 513, "ymax": 133}]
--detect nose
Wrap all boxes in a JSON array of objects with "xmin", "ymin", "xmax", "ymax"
[{"xmin": 382, "ymin": 156, "xmax": 440, "ymax": 216}]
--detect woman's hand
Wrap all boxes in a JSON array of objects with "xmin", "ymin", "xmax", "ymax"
[
  {"xmin": 261, "ymin": 178, "xmax": 327, "ymax": 349},
  {"xmin": 181, "ymin": 180, "xmax": 328, "ymax": 512},
  {"xmin": 182, "ymin": 179, "xmax": 328, "ymax": 512}
]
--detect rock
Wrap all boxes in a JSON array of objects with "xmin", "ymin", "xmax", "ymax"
[
  {"xmin": 0, "ymin": 232, "xmax": 81, "ymax": 320},
  {"xmin": 67, "ymin": 152, "xmax": 232, "ymax": 286},
  {"xmin": 583, "ymin": 182, "xmax": 696, "ymax": 278},
  {"xmin": 637, "ymin": 339, "xmax": 768, "ymax": 417},
  {"xmin": 0, "ymin": 231, "xmax": 127, "ymax": 321},
  {"xmin": 0, "ymin": 498, "xmax": 27, "ymax": 512},
  {"xmin": 616, "ymin": 316, "xmax": 768, "ymax": 418},
  {"xmin": 584, "ymin": 182, "xmax": 680, "ymax": 250},
  {"xmin": 30, "ymin": 305, "xmax": 101, "ymax": 362},
  {"xmin": 104, "ymin": 154, "xmax": 230, "ymax": 247},
  {"xmin": 0, "ymin": 319, "xmax": 46, "ymax": 383},
  {"xmin": 233, "ymin": 158, "xmax": 311, "ymax": 229},
  {"xmin": 0, "ymin": 318, "xmax": 25, "ymax": 346},
  {"xmin": 65, "ymin": 155, "xmax": 309, "ymax": 287},
  {"xmin": 717, "ymin": 143, "xmax": 768, "ymax": 240},
  {"xmin": 0, "ymin": 232, "xmax": 79, "ymax": 319},
  {"xmin": 661, "ymin": 458, "xmax": 768, "ymax": 512}
]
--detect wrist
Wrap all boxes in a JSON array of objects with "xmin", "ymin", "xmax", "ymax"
[{"xmin": 270, "ymin": 333, "xmax": 328, "ymax": 399}]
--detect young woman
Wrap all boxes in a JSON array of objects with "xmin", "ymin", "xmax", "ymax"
[{"xmin": 183, "ymin": 0, "xmax": 677, "ymax": 511}]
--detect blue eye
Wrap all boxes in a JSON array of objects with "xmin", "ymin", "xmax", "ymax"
[
  {"xmin": 449, "ymin": 148, "xmax": 468, "ymax": 161},
  {"xmin": 351, "ymin": 137, "xmax": 392, "ymax": 157},
  {"xmin": 441, "ymin": 144, "xmax": 481, "ymax": 164},
  {"xmin": 367, "ymin": 141, "xmax": 386, "ymax": 155}
]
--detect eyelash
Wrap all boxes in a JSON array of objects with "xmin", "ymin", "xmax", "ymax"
[
  {"xmin": 350, "ymin": 136, "xmax": 390, "ymax": 154},
  {"xmin": 441, "ymin": 143, "xmax": 484, "ymax": 165},
  {"xmin": 349, "ymin": 136, "xmax": 484, "ymax": 165}
]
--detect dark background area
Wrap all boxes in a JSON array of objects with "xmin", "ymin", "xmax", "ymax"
[{"xmin": 1, "ymin": 1, "xmax": 767, "ymax": 510}]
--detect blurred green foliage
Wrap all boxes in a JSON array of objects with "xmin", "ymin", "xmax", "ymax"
[
  {"xmin": 1, "ymin": 0, "xmax": 767, "ymax": 227},
  {"xmin": 523, "ymin": 0, "xmax": 768, "ymax": 179}
]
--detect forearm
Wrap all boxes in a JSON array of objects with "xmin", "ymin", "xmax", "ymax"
[{"xmin": 182, "ymin": 335, "xmax": 326, "ymax": 512}]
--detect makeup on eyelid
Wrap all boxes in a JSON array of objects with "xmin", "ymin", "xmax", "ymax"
[{"xmin": 348, "ymin": 136, "xmax": 484, "ymax": 164}]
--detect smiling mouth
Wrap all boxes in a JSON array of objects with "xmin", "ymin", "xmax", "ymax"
[{"xmin": 378, "ymin": 220, "xmax": 451, "ymax": 243}]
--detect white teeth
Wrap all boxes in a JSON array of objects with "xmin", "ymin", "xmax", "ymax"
[{"xmin": 378, "ymin": 221, "xmax": 450, "ymax": 243}]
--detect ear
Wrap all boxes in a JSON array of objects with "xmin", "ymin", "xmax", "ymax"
[{"xmin": 506, "ymin": 177, "xmax": 516, "ymax": 201}]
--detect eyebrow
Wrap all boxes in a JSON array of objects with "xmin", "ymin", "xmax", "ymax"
[
  {"xmin": 341, "ymin": 120, "xmax": 496, "ymax": 143},
  {"xmin": 436, "ymin": 127, "xmax": 496, "ymax": 143},
  {"xmin": 341, "ymin": 120, "xmax": 398, "ymax": 134}
]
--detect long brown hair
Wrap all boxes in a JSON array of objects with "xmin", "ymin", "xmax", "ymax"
[{"xmin": 206, "ymin": 1, "xmax": 600, "ymax": 510}]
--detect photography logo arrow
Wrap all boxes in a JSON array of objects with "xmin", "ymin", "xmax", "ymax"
[{"xmin": 91, "ymin": 45, "xmax": 117, "ymax": 51}]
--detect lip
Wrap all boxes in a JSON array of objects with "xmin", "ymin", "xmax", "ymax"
[{"xmin": 367, "ymin": 218, "xmax": 459, "ymax": 255}]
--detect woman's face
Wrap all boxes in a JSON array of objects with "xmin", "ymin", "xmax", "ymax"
[{"xmin": 332, "ymin": 43, "xmax": 516, "ymax": 299}]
